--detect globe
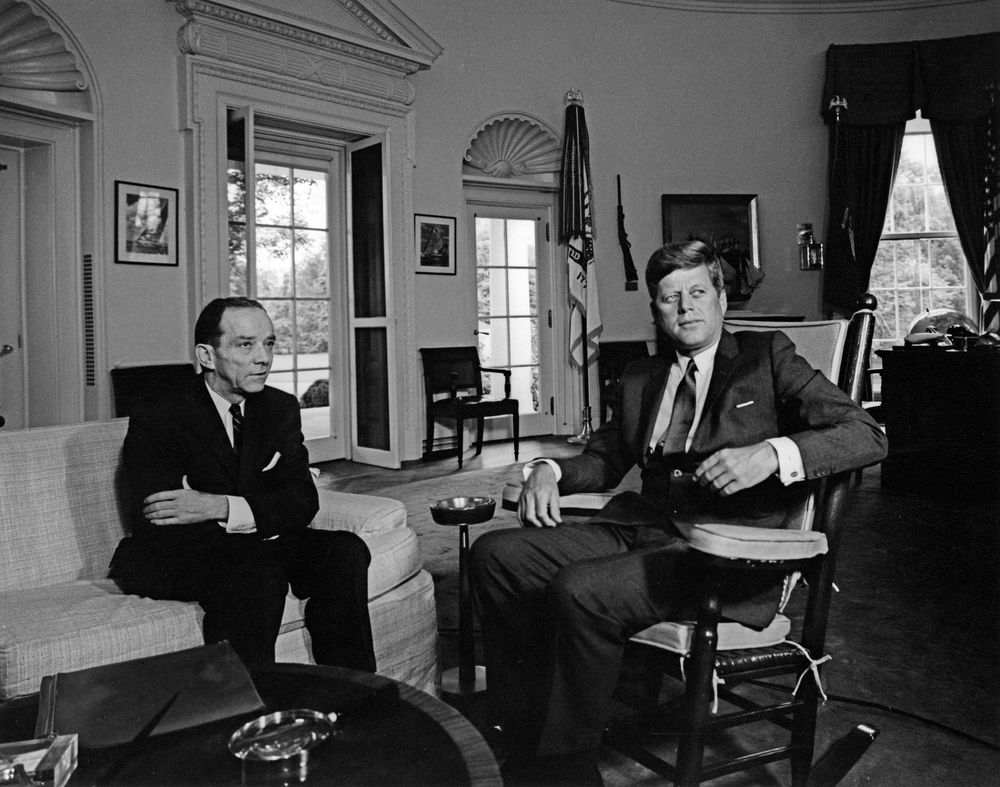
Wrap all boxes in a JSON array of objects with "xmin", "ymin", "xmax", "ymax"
[{"xmin": 907, "ymin": 309, "xmax": 978, "ymax": 336}]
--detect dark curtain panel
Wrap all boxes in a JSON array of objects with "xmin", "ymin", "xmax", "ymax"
[
  {"xmin": 823, "ymin": 122, "xmax": 905, "ymax": 313},
  {"xmin": 930, "ymin": 117, "xmax": 989, "ymax": 294}
]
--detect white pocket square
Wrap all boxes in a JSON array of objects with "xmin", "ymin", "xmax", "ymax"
[
  {"xmin": 262, "ymin": 452, "xmax": 281, "ymax": 471},
  {"xmin": 735, "ymin": 400, "xmax": 755, "ymax": 409}
]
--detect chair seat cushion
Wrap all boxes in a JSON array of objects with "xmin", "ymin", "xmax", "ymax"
[
  {"xmin": 685, "ymin": 523, "xmax": 828, "ymax": 561},
  {"xmin": 630, "ymin": 614, "xmax": 791, "ymax": 655}
]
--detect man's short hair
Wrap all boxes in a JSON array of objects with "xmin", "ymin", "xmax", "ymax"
[
  {"xmin": 194, "ymin": 296, "xmax": 266, "ymax": 348},
  {"xmin": 645, "ymin": 240, "xmax": 726, "ymax": 298}
]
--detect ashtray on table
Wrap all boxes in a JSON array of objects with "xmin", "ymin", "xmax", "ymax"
[
  {"xmin": 229, "ymin": 708, "xmax": 337, "ymax": 767},
  {"xmin": 429, "ymin": 496, "xmax": 496, "ymax": 525}
]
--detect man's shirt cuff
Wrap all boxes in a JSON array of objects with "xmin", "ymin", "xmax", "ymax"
[
  {"xmin": 220, "ymin": 495, "xmax": 257, "ymax": 533},
  {"xmin": 522, "ymin": 458, "xmax": 562, "ymax": 483},
  {"xmin": 766, "ymin": 437, "xmax": 805, "ymax": 485}
]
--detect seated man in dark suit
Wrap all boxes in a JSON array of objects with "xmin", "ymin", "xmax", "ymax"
[
  {"xmin": 110, "ymin": 297, "xmax": 375, "ymax": 672},
  {"xmin": 471, "ymin": 241, "xmax": 888, "ymax": 784}
]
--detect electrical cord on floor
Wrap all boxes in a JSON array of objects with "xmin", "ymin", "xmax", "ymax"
[{"xmin": 747, "ymin": 679, "xmax": 1000, "ymax": 753}]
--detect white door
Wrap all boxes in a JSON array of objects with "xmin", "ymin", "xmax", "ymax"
[
  {"xmin": 0, "ymin": 147, "xmax": 25, "ymax": 430},
  {"xmin": 469, "ymin": 203, "xmax": 556, "ymax": 437}
]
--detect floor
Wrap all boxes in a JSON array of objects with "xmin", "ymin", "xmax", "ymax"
[{"xmin": 314, "ymin": 437, "xmax": 1000, "ymax": 785}]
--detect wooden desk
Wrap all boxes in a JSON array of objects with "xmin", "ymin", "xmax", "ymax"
[{"xmin": 877, "ymin": 348, "xmax": 1000, "ymax": 499}]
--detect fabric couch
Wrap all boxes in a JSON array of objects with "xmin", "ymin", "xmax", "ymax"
[{"xmin": 0, "ymin": 419, "xmax": 438, "ymax": 700}]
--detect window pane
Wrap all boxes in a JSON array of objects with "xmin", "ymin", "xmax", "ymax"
[
  {"xmin": 268, "ymin": 370, "xmax": 295, "ymax": 398},
  {"xmin": 488, "ymin": 268, "xmax": 508, "ymax": 317},
  {"xmin": 509, "ymin": 317, "xmax": 536, "ymax": 365},
  {"xmin": 256, "ymin": 227, "xmax": 292, "ymax": 297},
  {"xmin": 508, "ymin": 268, "xmax": 535, "ymax": 315},
  {"xmin": 893, "ymin": 185, "xmax": 925, "ymax": 233},
  {"xmin": 477, "ymin": 267, "xmax": 491, "ymax": 316},
  {"xmin": 295, "ymin": 229, "xmax": 328, "ymax": 297},
  {"xmin": 895, "ymin": 135, "xmax": 925, "ymax": 185},
  {"xmin": 264, "ymin": 298, "xmax": 293, "ymax": 356},
  {"xmin": 355, "ymin": 327, "xmax": 389, "ymax": 450},
  {"xmin": 926, "ymin": 185, "xmax": 955, "ymax": 232},
  {"xmin": 296, "ymin": 300, "xmax": 329, "ymax": 355},
  {"xmin": 507, "ymin": 219, "xmax": 536, "ymax": 267},
  {"xmin": 488, "ymin": 320, "xmax": 510, "ymax": 366},
  {"xmin": 478, "ymin": 318, "xmax": 491, "ymax": 362},
  {"xmin": 229, "ymin": 224, "xmax": 247, "ymax": 295},
  {"xmin": 256, "ymin": 164, "xmax": 291, "ymax": 225},
  {"xmin": 511, "ymin": 366, "xmax": 538, "ymax": 414},
  {"xmin": 227, "ymin": 166, "xmax": 246, "ymax": 223},
  {"xmin": 351, "ymin": 144, "xmax": 386, "ymax": 318},
  {"xmin": 293, "ymin": 171, "xmax": 327, "ymax": 228}
]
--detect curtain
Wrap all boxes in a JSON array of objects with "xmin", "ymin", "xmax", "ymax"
[{"xmin": 821, "ymin": 32, "xmax": 1000, "ymax": 315}]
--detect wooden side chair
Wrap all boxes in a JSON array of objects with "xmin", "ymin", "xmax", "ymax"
[
  {"xmin": 502, "ymin": 296, "xmax": 879, "ymax": 786},
  {"xmin": 419, "ymin": 346, "xmax": 519, "ymax": 469}
]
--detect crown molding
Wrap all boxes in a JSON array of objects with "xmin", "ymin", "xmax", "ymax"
[{"xmin": 605, "ymin": 0, "xmax": 987, "ymax": 13}]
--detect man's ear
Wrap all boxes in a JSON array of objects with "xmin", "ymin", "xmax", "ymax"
[
  {"xmin": 719, "ymin": 289, "xmax": 728, "ymax": 314},
  {"xmin": 194, "ymin": 343, "xmax": 215, "ymax": 371}
]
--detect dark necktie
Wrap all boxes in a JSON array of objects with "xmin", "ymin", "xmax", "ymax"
[
  {"xmin": 656, "ymin": 358, "xmax": 697, "ymax": 457},
  {"xmin": 230, "ymin": 402, "xmax": 244, "ymax": 454}
]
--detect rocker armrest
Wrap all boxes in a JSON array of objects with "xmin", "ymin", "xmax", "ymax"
[
  {"xmin": 682, "ymin": 522, "xmax": 828, "ymax": 563},
  {"xmin": 480, "ymin": 366, "xmax": 512, "ymax": 397},
  {"xmin": 311, "ymin": 487, "xmax": 407, "ymax": 535},
  {"xmin": 501, "ymin": 482, "xmax": 827, "ymax": 562}
]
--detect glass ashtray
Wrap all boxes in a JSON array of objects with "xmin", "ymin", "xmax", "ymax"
[{"xmin": 228, "ymin": 709, "xmax": 337, "ymax": 763}]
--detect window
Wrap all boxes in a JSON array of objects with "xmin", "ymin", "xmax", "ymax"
[{"xmin": 869, "ymin": 116, "xmax": 973, "ymax": 364}]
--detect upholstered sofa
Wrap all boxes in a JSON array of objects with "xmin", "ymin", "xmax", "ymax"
[{"xmin": 0, "ymin": 419, "xmax": 438, "ymax": 701}]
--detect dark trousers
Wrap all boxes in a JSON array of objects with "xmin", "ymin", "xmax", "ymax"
[
  {"xmin": 470, "ymin": 521, "xmax": 696, "ymax": 758},
  {"xmin": 111, "ymin": 528, "xmax": 376, "ymax": 672}
]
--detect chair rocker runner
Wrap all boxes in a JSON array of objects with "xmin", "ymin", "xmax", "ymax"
[
  {"xmin": 419, "ymin": 346, "xmax": 520, "ymax": 469},
  {"xmin": 501, "ymin": 295, "xmax": 879, "ymax": 786}
]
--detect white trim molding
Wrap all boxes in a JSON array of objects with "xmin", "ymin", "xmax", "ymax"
[{"xmin": 605, "ymin": 0, "xmax": 988, "ymax": 13}]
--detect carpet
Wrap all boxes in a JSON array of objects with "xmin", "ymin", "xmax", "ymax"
[{"xmin": 358, "ymin": 462, "xmax": 1000, "ymax": 784}]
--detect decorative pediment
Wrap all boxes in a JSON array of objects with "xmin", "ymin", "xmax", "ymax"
[
  {"xmin": 0, "ymin": 0, "xmax": 86, "ymax": 91},
  {"xmin": 170, "ymin": 0, "xmax": 441, "ymax": 106},
  {"xmin": 463, "ymin": 112, "xmax": 561, "ymax": 180}
]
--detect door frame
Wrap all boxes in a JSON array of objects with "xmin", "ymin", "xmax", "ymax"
[{"xmin": 464, "ymin": 184, "xmax": 564, "ymax": 437}]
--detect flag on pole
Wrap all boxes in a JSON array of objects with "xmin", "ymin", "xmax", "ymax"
[
  {"xmin": 983, "ymin": 89, "xmax": 1000, "ymax": 331},
  {"xmin": 560, "ymin": 96, "xmax": 602, "ymax": 368}
]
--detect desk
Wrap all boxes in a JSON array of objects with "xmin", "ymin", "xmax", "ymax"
[
  {"xmin": 877, "ymin": 348, "xmax": 1000, "ymax": 499},
  {"xmin": 0, "ymin": 664, "xmax": 501, "ymax": 786}
]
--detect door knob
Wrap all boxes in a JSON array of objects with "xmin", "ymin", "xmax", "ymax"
[{"xmin": 0, "ymin": 344, "xmax": 13, "ymax": 358}]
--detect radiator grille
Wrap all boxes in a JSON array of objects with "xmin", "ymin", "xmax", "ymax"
[{"xmin": 83, "ymin": 253, "xmax": 95, "ymax": 385}]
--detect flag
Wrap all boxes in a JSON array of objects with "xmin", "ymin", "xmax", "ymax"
[
  {"xmin": 560, "ymin": 99, "xmax": 602, "ymax": 368},
  {"xmin": 983, "ymin": 93, "xmax": 1000, "ymax": 331}
]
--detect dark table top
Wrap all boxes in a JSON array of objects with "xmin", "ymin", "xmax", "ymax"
[{"xmin": 0, "ymin": 663, "xmax": 501, "ymax": 786}]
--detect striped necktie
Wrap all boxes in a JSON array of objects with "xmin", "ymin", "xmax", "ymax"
[
  {"xmin": 656, "ymin": 358, "xmax": 697, "ymax": 457},
  {"xmin": 229, "ymin": 402, "xmax": 243, "ymax": 454}
]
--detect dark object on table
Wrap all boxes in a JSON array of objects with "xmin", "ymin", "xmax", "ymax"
[
  {"xmin": 419, "ymin": 346, "xmax": 519, "ymax": 469},
  {"xmin": 430, "ymin": 496, "xmax": 496, "ymax": 525},
  {"xmin": 946, "ymin": 323, "xmax": 979, "ymax": 351}
]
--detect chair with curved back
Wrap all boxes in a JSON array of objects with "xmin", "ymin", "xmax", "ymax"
[
  {"xmin": 419, "ymin": 346, "xmax": 520, "ymax": 469},
  {"xmin": 501, "ymin": 295, "xmax": 880, "ymax": 786}
]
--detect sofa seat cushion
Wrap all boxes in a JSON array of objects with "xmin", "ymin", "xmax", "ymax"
[{"xmin": 0, "ymin": 579, "xmax": 205, "ymax": 700}]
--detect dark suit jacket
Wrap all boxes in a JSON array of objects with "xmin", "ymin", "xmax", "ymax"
[
  {"xmin": 554, "ymin": 329, "xmax": 888, "ymax": 626},
  {"xmin": 122, "ymin": 373, "xmax": 319, "ymax": 554}
]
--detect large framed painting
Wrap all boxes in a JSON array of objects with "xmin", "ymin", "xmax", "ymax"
[{"xmin": 661, "ymin": 193, "xmax": 762, "ymax": 302}]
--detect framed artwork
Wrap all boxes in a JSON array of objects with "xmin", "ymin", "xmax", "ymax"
[
  {"xmin": 414, "ymin": 213, "xmax": 456, "ymax": 275},
  {"xmin": 661, "ymin": 193, "xmax": 762, "ymax": 302},
  {"xmin": 115, "ymin": 181, "xmax": 178, "ymax": 266}
]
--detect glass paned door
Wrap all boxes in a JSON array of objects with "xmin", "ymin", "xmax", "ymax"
[
  {"xmin": 474, "ymin": 210, "xmax": 554, "ymax": 437},
  {"xmin": 227, "ymin": 124, "xmax": 345, "ymax": 461}
]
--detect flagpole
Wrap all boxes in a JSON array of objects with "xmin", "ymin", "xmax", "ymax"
[{"xmin": 567, "ymin": 308, "xmax": 593, "ymax": 444}]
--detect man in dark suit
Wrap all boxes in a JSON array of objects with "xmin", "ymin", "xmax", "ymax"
[
  {"xmin": 110, "ymin": 297, "xmax": 375, "ymax": 672},
  {"xmin": 471, "ymin": 241, "xmax": 887, "ymax": 783}
]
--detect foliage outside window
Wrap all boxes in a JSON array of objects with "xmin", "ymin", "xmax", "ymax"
[{"xmin": 868, "ymin": 118, "xmax": 971, "ymax": 371}]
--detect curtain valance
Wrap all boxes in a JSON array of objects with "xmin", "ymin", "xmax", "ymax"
[{"xmin": 822, "ymin": 32, "xmax": 1000, "ymax": 125}]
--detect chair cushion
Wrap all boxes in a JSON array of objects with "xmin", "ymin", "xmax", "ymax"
[
  {"xmin": 630, "ymin": 614, "xmax": 792, "ymax": 655},
  {"xmin": 685, "ymin": 523, "xmax": 828, "ymax": 561}
]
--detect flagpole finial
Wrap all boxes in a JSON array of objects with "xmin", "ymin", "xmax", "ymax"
[
  {"xmin": 828, "ymin": 95, "xmax": 848, "ymax": 124},
  {"xmin": 565, "ymin": 89, "xmax": 584, "ymax": 106}
]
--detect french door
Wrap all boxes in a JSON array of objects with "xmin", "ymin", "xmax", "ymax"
[{"xmin": 468, "ymin": 202, "xmax": 556, "ymax": 437}]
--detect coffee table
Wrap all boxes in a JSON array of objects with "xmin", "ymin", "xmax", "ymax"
[{"xmin": 0, "ymin": 663, "xmax": 501, "ymax": 785}]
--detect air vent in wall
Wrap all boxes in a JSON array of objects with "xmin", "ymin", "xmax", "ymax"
[{"xmin": 83, "ymin": 253, "xmax": 95, "ymax": 386}]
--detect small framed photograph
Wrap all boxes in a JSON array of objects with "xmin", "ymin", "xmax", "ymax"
[
  {"xmin": 115, "ymin": 181, "xmax": 178, "ymax": 266},
  {"xmin": 414, "ymin": 213, "xmax": 456, "ymax": 275}
]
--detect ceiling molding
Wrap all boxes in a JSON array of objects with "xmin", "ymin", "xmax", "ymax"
[{"xmin": 605, "ymin": 0, "xmax": 987, "ymax": 13}]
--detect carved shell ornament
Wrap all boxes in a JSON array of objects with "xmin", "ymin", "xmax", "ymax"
[
  {"xmin": 0, "ymin": 0, "xmax": 86, "ymax": 91},
  {"xmin": 464, "ymin": 117, "xmax": 561, "ymax": 178}
]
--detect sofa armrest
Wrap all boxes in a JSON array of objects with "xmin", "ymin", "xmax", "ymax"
[{"xmin": 310, "ymin": 488, "xmax": 406, "ymax": 535}]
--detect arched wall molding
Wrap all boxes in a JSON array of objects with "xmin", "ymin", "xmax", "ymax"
[
  {"xmin": 462, "ymin": 111, "xmax": 561, "ymax": 182},
  {"xmin": 605, "ymin": 0, "xmax": 985, "ymax": 13}
]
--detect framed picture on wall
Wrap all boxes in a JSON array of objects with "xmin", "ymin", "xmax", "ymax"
[
  {"xmin": 114, "ymin": 181, "xmax": 178, "ymax": 266},
  {"xmin": 414, "ymin": 213, "xmax": 456, "ymax": 275}
]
